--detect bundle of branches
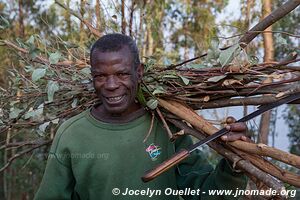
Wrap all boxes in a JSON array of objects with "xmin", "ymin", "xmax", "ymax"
[{"xmin": 0, "ymin": 0, "xmax": 300, "ymax": 197}]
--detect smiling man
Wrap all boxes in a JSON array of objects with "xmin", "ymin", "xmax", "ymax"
[{"xmin": 35, "ymin": 34, "xmax": 248, "ymax": 200}]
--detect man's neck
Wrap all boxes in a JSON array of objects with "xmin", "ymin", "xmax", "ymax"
[{"xmin": 91, "ymin": 104, "xmax": 146, "ymax": 123}]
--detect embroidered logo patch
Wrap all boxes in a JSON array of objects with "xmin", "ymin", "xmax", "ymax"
[{"xmin": 146, "ymin": 143, "xmax": 161, "ymax": 161}]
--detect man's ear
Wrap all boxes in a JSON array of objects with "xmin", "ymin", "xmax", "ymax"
[{"xmin": 137, "ymin": 63, "xmax": 144, "ymax": 81}]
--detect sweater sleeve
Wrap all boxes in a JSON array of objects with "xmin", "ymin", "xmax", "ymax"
[
  {"xmin": 34, "ymin": 126, "xmax": 76, "ymax": 200},
  {"xmin": 175, "ymin": 135, "xmax": 247, "ymax": 200}
]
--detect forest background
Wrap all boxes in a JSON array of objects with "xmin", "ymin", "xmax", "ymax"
[{"xmin": 0, "ymin": 0, "xmax": 299, "ymax": 199}]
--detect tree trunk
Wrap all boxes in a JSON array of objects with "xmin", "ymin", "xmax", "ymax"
[
  {"xmin": 95, "ymin": 0, "xmax": 102, "ymax": 31},
  {"xmin": 129, "ymin": 0, "xmax": 136, "ymax": 36},
  {"xmin": 258, "ymin": 0, "xmax": 274, "ymax": 145},
  {"xmin": 139, "ymin": 1, "xmax": 146, "ymax": 61},
  {"xmin": 18, "ymin": 0, "xmax": 25, "ymax": 38},
  {"xmin": 79, "ymin": 0, "xmax": 86, "ymax": 43},
  {"xmin": 65, "ymin": 0, "xmax": 72, "ymax": 34},
  {"xmin": 121, "ymin": 0, "xmax": 126, "ymax": 34}
]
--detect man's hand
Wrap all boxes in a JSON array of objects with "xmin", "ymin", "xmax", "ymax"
[{"xmin": 221, "ymin": 116, "xmax": 252, "ymax": 142}]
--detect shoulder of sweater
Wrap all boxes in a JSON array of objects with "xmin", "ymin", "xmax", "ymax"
[
  {"xmin": 50, "ymin": 109, "xmax": 89, "ymax": 150},
  {"xmin": 57, "ymin": 109, "xmax": 88, "ymax": 133}
]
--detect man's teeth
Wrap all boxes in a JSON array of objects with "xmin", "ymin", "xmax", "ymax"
[{"xmin": 107, "ymin": 95, "xmax": 125, "ymax": 102}]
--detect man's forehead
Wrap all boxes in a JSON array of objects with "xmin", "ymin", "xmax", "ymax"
[{"xmin": 92, "ymin": 46, "xmax": 133, "ymax": 61}]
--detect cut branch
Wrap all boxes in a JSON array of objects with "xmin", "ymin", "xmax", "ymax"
[
  {"xmin": 168, "ymin": 119, "xmax": 286, "ymax": 192},
  {"xmin": 239, "ymin": 0, "xmax": 300, "ymax": 47},
  {"xmin": 158, "ymin": 99, "xmax": 300, "ymax": 168}
]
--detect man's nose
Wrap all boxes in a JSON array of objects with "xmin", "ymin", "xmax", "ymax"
[{"xmin": 105, "ymin": 75, "xmax": 119, "ymax": 90}]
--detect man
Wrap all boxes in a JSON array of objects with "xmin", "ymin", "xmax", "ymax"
[{"xmin": 35, "ymin": 33, "xmax": 249, "ymax": 200}]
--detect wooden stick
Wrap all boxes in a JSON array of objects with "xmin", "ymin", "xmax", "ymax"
[
  {"xmin": 168, "ymin": 119, "xmax": 286, "ymax": 193},
  {"xmin": 156, "ymin": 107, "xmax": 173, "ymax": 140},
  {"xmin": 158, "ymin": 98, "xmax": 300, "ymax": 168}
]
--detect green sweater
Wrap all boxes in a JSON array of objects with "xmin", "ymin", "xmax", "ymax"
[{"xmin": 34, "ymin": 109, "xmax": 247, "ymax": 200}]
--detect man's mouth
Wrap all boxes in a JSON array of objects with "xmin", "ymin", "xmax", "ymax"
[{"xmin": 105, "ymin": 95, "xmax": 126, "ymax": 103}]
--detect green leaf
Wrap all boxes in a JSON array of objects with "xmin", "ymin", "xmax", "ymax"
[
  {"xmin": 71, "ymin": 98, "xmax": 78, "ymax": 108},
  {"xmin": 49, "ymin": 51, "xmax": 61, "ymax": 64},
  {"xmin": 26, "ymin": 35, "xmax": 35, "ymax": 45},
  {"xmin": 24, "ymin": 103, "xmax": 44, "ymax": 120},
  {"xmin": 29, "ymin": 48, "xmax": 40, "ymax": 59},
  {"xmin": 0, "ymin": 119, "xmax": 3, "ymax": 125},
  {"xmin": 146, "ymin": 98, "xmax": 158, "ymax": 110},
  {"xmin": 24, "ymin": 65, "xmax": 34, "ymax": 73},
  {"xmin": 207, "ymin": 75, "xmax": 227, "ymax": 82},
  {"xmin": 47, "ymin": 81, "xmax": 59, "ymax": 103},
  {"xmin": 162, "ymin": 74, "xmax": 178, "ymax": 79},
  {"xmin": 248, "ymin": 55, "xmax": 259, "ymax": 65},
  {"xmin": 39, "ymin": 121, "xmax": 50, "ymax": 133},
  {"xmin": 80, "ymin": 67, "xmax": 91, "ymax": 76},
  {"xmin": 32, "ymin": 68, "xmax": 46, "ymax": 82},
  {"xmin": 137, "ymin": 85, "xmax": 147, "ymax": 106},
  {"xmin": 9, "ymin": 107, "xmax": 23, "ymax": 119},
  {"xmin": 152, "ymin": 86, "xmax": 165, "ymax": 95},
  {"xmin": 51, "ymin": 118, "xmax": 59, "ymax": 124},
  {"xmin": 218, "ymin": 44, "xmax": 241, "ymax": 67},
  {"xmin": 0, "ymin": 16, "xmax": 10, "ymax": 29},
  {"xmin": 185, "ymin": 64, "xmax": 208, "ymax": 69},
  {"xmin": 179, "ymin": 75, "xmax": 190, "ymax": 85}
]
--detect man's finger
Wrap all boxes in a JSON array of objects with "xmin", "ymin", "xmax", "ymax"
[
  {"xmin": 225, "ymin": 122, "xmax": 247, "ymax": 132},
  {"xmin": 225, "ymin": 116, "xmax": 236, "ymax": 124},
  {"xmin": 221, "ymin": 133, "xmax": 252, "ymax": 142}
]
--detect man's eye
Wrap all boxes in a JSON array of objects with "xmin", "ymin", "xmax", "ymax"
[
  {"xmin": 117, "ymin": 73, "xmax": 130, "ymax": 78},
  {"xmin": 94, "ymin": 74, "xmax": 105, "ymax": 80}
]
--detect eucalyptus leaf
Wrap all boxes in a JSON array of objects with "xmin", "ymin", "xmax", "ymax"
[
  {"xmin": 39, "ymin": 121, "xmax": 50, "ymax": 133},
  {"xmin": 162, "ymin": 74, "xmax": 178, "ymax": 79},
  {"xmin": 32, "ymin": 68, "xmax": 46, "ymax": 82},
  {"xmin": 146, "ymin": 98, "xmax": 158, "ymax": 110},
  {"xmin": 9, "ymin": 107, "xmax": 23, "ymax": 119},
  {"xmin": 185, "ymin": 64, "xmax": 208, "ymax": 69},
  {"xmin": 80, "ymin": 67, "xmax": 91, "ymax": 76},
  {"xmin": 51, "ymin": 118, "xmax": 59, "ymax": 124},
  {"xmin": 29, "ymin": 48, "xmax": 40, "ymax": 59},
  {"xmin": 49, "ymin": 51, "xmax": 61, "ymax": 64},
  {"xmin": 0, "ymin": 16, "xmax": 10, "ymax": 29},
  {"xmin": 207, "ymin": 75, "xmax": 227, "ymax": 83},
  {"xmin": 137, "ymin": 86, "xmax": 147, "ymax": 106},
  {"xmin": 248, "ymin": 55, "xmax": 259, "ymax": 65},
  {"xmin": 47, "ymin": 81, "xmax": 59, "ymax": 102},
  {"xmin": 179, "ymin": 75, "xmax": 190, "ymax": 85},
  {"xmin": 218, "ymin": 44, "xmax": 241, "ymax": 67},
  {"xmin": 0, "ymin": 119, "xmax": 3, "ymax": 125},
  {"xmin": 24, "ymin": 103, "xmax": 44, "ymax": 120},
  {"xmin": 24, "ymin": 65, "xmax": 34, "ymax": 73},
  {"xmin": 152, "ymin": 86, "xmax": 165, "ymax": 95},
  {"xmin": 71, "ymin": 98, "xmax": 78, "ymax": 108},
  {"xmin": 26, "ymin": 35, "xmax": 35, "ymax": 45}
]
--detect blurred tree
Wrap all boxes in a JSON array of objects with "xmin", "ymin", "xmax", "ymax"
[
  {"xmin": 168, "ymin": 0, "xmax": 227, "ymax": 60},
  {"xmin": 258, "ymin": 0, "xmax": 274, "ymax": 145},
  {"xmin": 285, "ymin": 105, "xmax": 300, "ymax": 156}
]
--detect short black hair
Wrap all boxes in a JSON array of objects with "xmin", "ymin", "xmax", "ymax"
[{"xmin": 90, "ymin": 33, "xmax": 140, "ymax": 69}]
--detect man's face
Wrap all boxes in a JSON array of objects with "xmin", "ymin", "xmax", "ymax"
[{"xmin": 91, "ymin": 46, "xmax": 142, "ymax": 115}]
